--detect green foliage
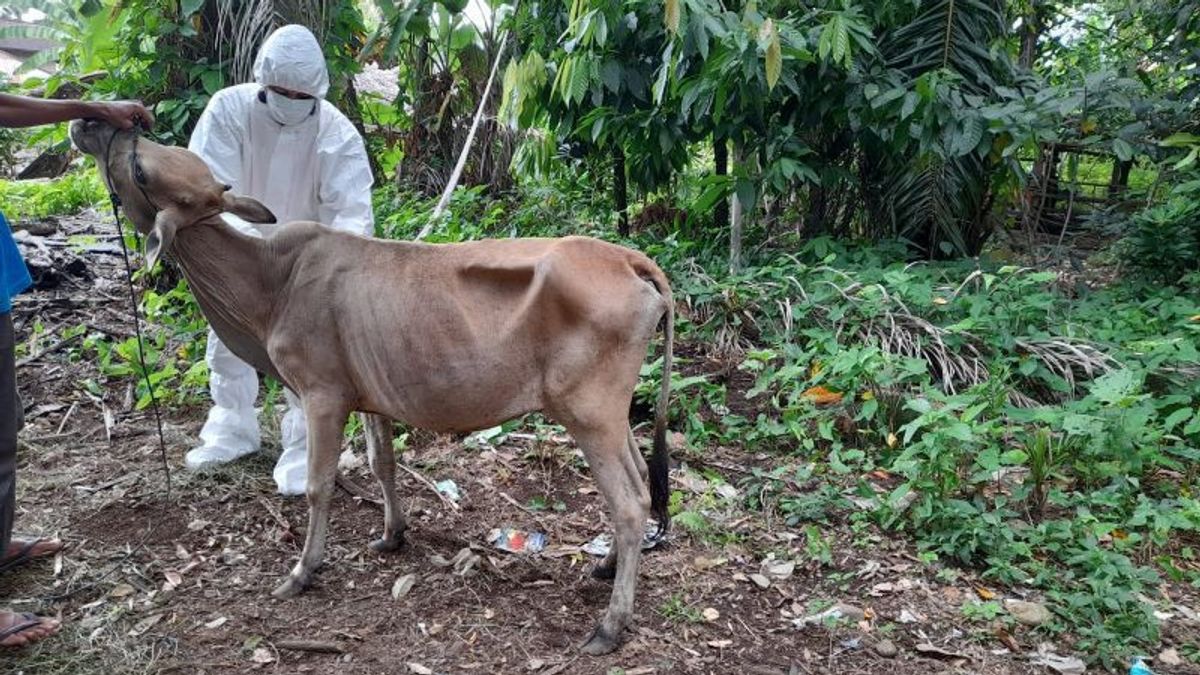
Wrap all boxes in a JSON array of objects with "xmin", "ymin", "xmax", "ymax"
[
  {"xmin": 80, "ymin": 276, "xmax": 210, "ymax": 410},
  {"xmin": 638, "ymin": 233, "xmax": 1200, "ymax": 663},
  {"xmin": 0, "ymin": 169, "xmax": 106, "ymax": 219},
  {"xmin": 1117, "ymin": 187, "xmax": 1200, "ymax": 286}
]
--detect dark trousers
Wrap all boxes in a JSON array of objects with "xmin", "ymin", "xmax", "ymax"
[{"xmin": 0, "ymin": 312, "xmax": 19, "ymax": 559}]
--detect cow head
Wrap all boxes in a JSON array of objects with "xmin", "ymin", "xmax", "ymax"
[{"xmin": 69, "ymin": 119, "xmax": 276, "ymax": 271}]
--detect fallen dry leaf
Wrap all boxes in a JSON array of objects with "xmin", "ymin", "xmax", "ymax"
[
  {"xmin": 128, "ymin": 613, "xmax": 164, "ymax": 637},
  {"xmin": 407, "ymin": 663, "xmax": 433, "ymax": 675},
  {"xmin": 109, "ymin": 583, "xmax": 135, "ymax": 598},
  {"xmin": 801, "ymin": 385, "xmax": 843, "ymax": 405},
  {"xmin": 915, "ymin": 642, "xmax": 970, "ymax": 662},
  {"xmin": 203, "ymin": 616, "xmax": 227, "ymax": 630},
  {"xmin": 392, "ymin": 573, "xmax": 417, "ymax": 600},
  {"xmin": 995, "ymin": 626, "xmax": 1021, "ymax": 652},
  {"xmin": 250, "ymin": 647, "xmax": 275, "ymax": 664},
  {"xmin": 707, "ymin": 639, "xmax": 732, "ymax": 649},
  {"xmin": 702, "ymin": 607, "xmax": 720, "ymax": 622},
  {"xmin": 975, "ymin": 586, "xmax": 997, "ymax": 600}
]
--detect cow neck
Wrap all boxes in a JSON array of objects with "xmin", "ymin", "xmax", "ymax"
[{"xmin": 171, "ymin": 219, "xmax": 288, "ymax": 342}]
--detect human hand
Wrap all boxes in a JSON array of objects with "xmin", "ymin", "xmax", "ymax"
[{"xmin": 89, "ymin": 100, "xmax": 155, "ymax": 129}]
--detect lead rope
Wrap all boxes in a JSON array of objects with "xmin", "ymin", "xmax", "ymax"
[{"xmin": 103, "ymin": 123, "xmax": 171, "ymax": 498}]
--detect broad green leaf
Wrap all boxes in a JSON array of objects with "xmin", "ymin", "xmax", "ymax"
[
  {"xmin": 1112, "ymin": 138, "xmax": 1135, "ymax": 162},
  {"xmin": 1163, "ymin": 407, "xmax": 1193, "ymax": 431},
  {"xmin": 1173, "ymin": 147, "xmax": 1199, "ymax": 171},
  {"xmin": 200, "ymin": 70, "xmax": 223, "ymax": 96},
  {"xmin": 600, "ymin": 60, "xmax": 622, "ymax": 94},
  {"xmin": 1161, "ymin": 132, "xmax": 1200, "ymax": 147},
  {"xmin": 900, "ymin": 91, "xmax": 919, "ymax": 119}
]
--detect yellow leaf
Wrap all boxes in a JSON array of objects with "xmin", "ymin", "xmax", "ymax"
[
  {"xmin": 802, "ymin": 386, "xmax": 843, "ymax": 406},
  {"xmin": 1189, "ymin": 315, "xmax": 1200, "ymax": 322},
  {"xmin": 860, "ymin": 391, "xmax": 875, "ymax": 401},
  {"xmin": 665, "ymin": 0, "xmax": 680, "ymax": 34},
  {"xmin": 932, "ymin": 297, "xmax": 949, "ymax": 305},
  {"xmin": 1081, "ymin": 118, "xmax": 1097, "ymax": 134},
  {"xmin": 809, "ymin": 361, "xmax": 824, "ymax": 377},
  {"xmin": 886, "ymin": 432, "xmax": 898, "ymax": 448},
  {"xmin": 975, "ymin": 586, "xmax": 996, "ymax": 600},
  {"xmin": 1112, "ymin": 529, "xmax": 1128, "ymax": 541},
  {"xmin": 761, "ymin": 19, "xmax": 781, "ymax": 91}
]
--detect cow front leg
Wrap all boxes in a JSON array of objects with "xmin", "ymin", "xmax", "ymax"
[
  {"xmin": 363, "ymin": 412, "xmax": 406, "ymax": 552},
  {"xmin": 272, "ymin": 396, "xmax": 347, "ymax": 598}
]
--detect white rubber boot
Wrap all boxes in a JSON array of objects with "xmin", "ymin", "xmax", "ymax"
[{"xmin": 273, "ymin": 390, "xmax": 308, "ymax": 496}]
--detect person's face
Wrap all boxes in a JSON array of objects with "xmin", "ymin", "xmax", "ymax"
[{"xmin": 267, "ymin": 85, "xmax": 314, "ymax": 101}]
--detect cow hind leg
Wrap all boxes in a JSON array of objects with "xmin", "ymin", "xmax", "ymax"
[
  {"xmin": 591, "ymin": 426, "xmax": 649, "ymax": 582},
  {"xmin": 273, "ymin": 396, "xmax": 347, "ymax": 599},
  {"xmin": 363, "ymin": 413, "xmax": 406, "ymax": 552},
  {"xmin": 568, "ymin": 420, "xmax": 650, "ymax": 655}
]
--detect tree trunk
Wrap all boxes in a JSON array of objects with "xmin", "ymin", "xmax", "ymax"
[
  {"xmin": 713, "ymin": 134, "xmax": 728, "ymax": 234},
  {"xmin": 1108, "ymin": 159, "xmax": 1133, "ymax": 198},
  {"xmin": 614, "ymin": 146, "xmax": 630, "ymax": 237},
  {"xmin": 729, "ymin": 141, "xmax": 745, "ymax": 275},
  {"xmin": 1019, "ymin": 0, "xmax": 1043, "ymax": 71}
]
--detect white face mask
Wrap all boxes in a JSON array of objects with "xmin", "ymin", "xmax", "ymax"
[{"xmin": 264, "ymin": 89, "xmax": 316, "ymax": 125}]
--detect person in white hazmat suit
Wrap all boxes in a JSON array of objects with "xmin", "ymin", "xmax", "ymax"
[{"xmin": 184, "ymin": 24, "xmax": 374, "ymax": 495}]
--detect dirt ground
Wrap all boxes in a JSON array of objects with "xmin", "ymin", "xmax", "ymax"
[{"xmin": 2, "ymin": 213, "xmax": 1197, "ymax": 674}]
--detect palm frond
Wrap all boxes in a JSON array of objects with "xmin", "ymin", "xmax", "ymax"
[{"xmin": 882, "ymin": 0, "xmax": 1008, "ymax": 92}]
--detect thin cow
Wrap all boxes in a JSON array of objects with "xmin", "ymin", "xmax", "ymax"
[{"xmin": 70, "ymin": 119, "xmax": 674, "ymax": 654}]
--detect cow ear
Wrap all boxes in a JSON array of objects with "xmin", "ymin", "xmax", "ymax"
[
  {"xmin": 222, "ymin": 192, "xmax": 276, "ymax": 224},
  {"xmin": 145, "ymin": 209, "xmax": 179, "ymax": 273}
]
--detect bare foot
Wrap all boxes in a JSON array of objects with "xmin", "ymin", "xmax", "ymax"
[{"xmin": 0, "ymin": 610, "xmax": 60, "ymax": 648}]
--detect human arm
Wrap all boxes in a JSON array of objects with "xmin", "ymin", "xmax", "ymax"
[
  {"xmin": 317, "ymin": 119, "xmax": 375, "ymax": 237},
  {"xmin": 0, "ymin": 94, "xmax": 153, "ymax": 129}
]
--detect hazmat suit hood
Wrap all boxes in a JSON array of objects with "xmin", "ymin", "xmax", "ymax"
[{"xmin": 252, "ymin": 24, "xmax": 330, "ymax": 99}]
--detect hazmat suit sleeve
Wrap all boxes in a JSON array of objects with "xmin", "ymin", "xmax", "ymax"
[
  {"xmin": 187, "ymin": 90, "xmax": 245, "ymax": 191},
  {"xmin": 317, "ymin": 116, "xmax": 375, "ymax": 238}
]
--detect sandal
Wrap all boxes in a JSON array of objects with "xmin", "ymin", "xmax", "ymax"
[
  {"xmin": 0, "ymin": 612, "xmax": 58, "ymax": 648},
  {"xmin": 0, "ymin": 537, "xmax": 64, "ymax": 575}
]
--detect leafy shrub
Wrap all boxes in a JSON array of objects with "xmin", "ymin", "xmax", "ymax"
[
  {"xmin": 0, "ymin": 168, "xmax": 106, "ymax": 219},
  {"xmin": 1118, "ymin": 193, "xmax": 1200, "ymax": 285}
]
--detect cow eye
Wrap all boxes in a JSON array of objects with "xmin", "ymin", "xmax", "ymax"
[{"xmin": 133, "ymin": 161, "xmax": 147, "ymax": 185}]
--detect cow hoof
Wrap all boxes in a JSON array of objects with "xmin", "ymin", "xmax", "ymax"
[
  {"xmin": 272, "ymin": 576, "xmax": 307, "ymax": 599},
  {"xmin": 589, "ymin": 561, "xmax": 616, "ymax": 580},
  {"xmin": 369, "ymin": 531, "xmax": 406, "ymax": 553},
  {"xmin": 580, "ymin": 626, "xmax": 620, "ymax": 655}
]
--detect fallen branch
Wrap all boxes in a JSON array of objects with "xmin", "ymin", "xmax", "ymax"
[
  {"xmin": 257, "ymin": 494, "xmax": 293, "ymax": 532},
  {"xmin": 498, "ymin": 491, "xmax": 552, "ymax": 532},
  {"xmin": 396, "ymin": 463, "xmax": 460, "ymax": 511},
  {"xmin": 335, "ymin": 472, "xmax": 383, "ymax": 507},
  {"xmin": 16, "ymin": 333, "xmax": 83, "ymax": 368}
]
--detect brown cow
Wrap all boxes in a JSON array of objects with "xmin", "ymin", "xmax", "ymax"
[{"xmin": 70, "ymin": 119, "xmax": 674, "ymax": 654}]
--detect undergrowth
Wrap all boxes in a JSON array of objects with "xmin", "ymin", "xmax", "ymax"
[
  {"xmin": 633, "ymin": 237, "xmax": 1200, "ymax": 666},
  {"xmin": 0, "ymin": 166, "xmax": 106, "ymax": 220}
]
